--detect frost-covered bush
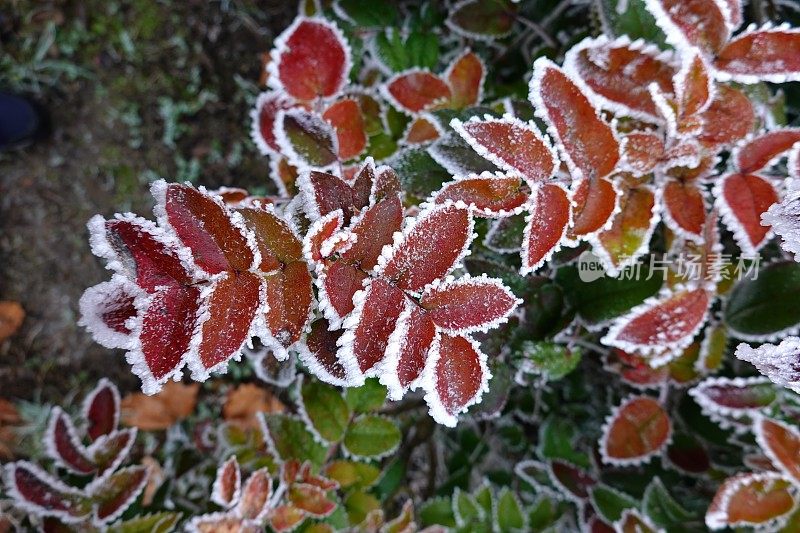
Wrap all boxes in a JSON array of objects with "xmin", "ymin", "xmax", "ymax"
[{"xmin": 7, "ymin": 0, "xmax": 800, "ymax": 530}]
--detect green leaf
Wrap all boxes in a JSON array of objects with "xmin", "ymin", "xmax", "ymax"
[
  {"xmin": 516, "ymin": 341, "xmax": 581, "ymax": 381},
  {"xmin": 642, "ymin": 477, "xmax": 693, "ymax": 527},
  {"xmin": 724, "ymin": 261, "xmax": 800, "ymax": 337},
  {"xmin": 598, "ymin": 0, "xmax": 667, "ymax": 47},
  {"xmin": 279, "ymin": 110, "xmax": 338, "ymax": 168},
  {"xmin": 474, "ymin": 484, "xmax": 494, "ymax": 516},
  {"xmin": 108, "ymin": 512, "xmax": 182, "ymax": 533},
  {"xmin": 388, "ymin": 147, "xmax": 451, "ymax": 200},
  {"xmin": 344, "ymin": 378, "xmax": 387, "ymax": 413},
  {"xmin": 454, "ymin": 488, "xmax": 484, "ymax": 524},
  {"xmin": 528, "ymin": 497, "xmax": 564, "ymax": 531},
  {"xmin": 447, "ymin": 0, "xmax": 517, "ymax": 39},
  {"xmin": 365, "ymin": 131, "xmax": 397, "ymax": 160},
  {"xmin": 537, "ymin": 416, "xmax": 592, "ymax": 469},
  {"xmin": 420, "ymin": 497, "xmax": 457, "ymax": 527},
  {"xmin": 497, "ymin": 489, "xmax": 526, "ymax": 532},
  {"xmin": 335, "ymin": 0, "xmax": 398, "ymax": 27},
  {"xmin": 374, "ymin": 28, "xmax": 439, "ymax": 71},
  {"xmin": 430, "ymin": 132, "xmax": 499, "ymax": 174},
  {"xmin": 261, "ymin": 414, "xmax": 327, "ymax": 467},
  {"xmin": 590, "ymin": 484, "xmax": 638, "ymax": 523},
  {"xmin": 343, "ymin": 415, "xmax": 401, "ymax": 458},
  {"xmin": 484, "ymin": 214, "xmax": 526, "ymax": 253},
  {"xmin": 373, "ymin": 458, "xmax": 406, "ymax": 500},
  {"xmin": 301, "ymin": 378, "xmax": 351, "ymax": 443},
  {"xmin": 344, "ymin": 490, "xmax": 380, "ymax": 526},
  {"xmin": 556, "ymin": 263, "xmax": 662, "ymax": 324},
  {"xmin": 324, "ymin": 460, "xmax": 381, "ymax": 489}
]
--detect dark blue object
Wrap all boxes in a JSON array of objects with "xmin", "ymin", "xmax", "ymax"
[{"xmin": 0, "ymin": 92, "xmax": 45, "ymax": 150}]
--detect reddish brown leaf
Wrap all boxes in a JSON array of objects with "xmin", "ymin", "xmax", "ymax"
[
  {"xmin": 162, "ymin": 183, "xmax": 254, "ymax": 274},
  {"xmin": 320, "ymin": 260, "xmax": 368, "ymax": 321},
  {"xmin": 300, "ymin": 320, "xmax": 349, "ymax": 386},
  {"xmin": 0, "ymin": 301, "xmax": 25, "ymax": 344},
  {"xmin": 212, "ymin": 456, "xmax": 241, "ymax": 508},
  {"xmin": 446, "ymin": 50, "xmax": 484, "ymax": 108},
  {"xmin": 264, "ymin": 262, "xmax": 313, "ymax": 349},
  {"xmin": 395, "ymin": 307, "xmax": 436, "ymax": 392},
  {"xmin": 237, "ymin": 207, "xmax": 303, "ymax": 270},
  {"xmin": 197, "ymin": 272, "xmax": 262, "ymax": 372},
  {"xmin": 715, "ymin": 28, "xmax": 800, "ymax": 82},
  {"xmin": 270, "ymin": 504, "xmax": 306, "ymax": 532},
  {"xmin": 707, "ymin": 472, "xmax": 795, "ymax": 529},
  {"xmin": 403, "ymin": 116, "xmax": 441, "ymax": 145},
  {"xmin": 736, "ymin": 129, "xmax": 800, "ymax": 173},
  {"xmin": 48, "ymin": 410, "xmax": 95, "ymax": 475},
  {"xmin": 568, "ymin": 177, "xmax": 618, "ymax": 239},
  {"xmin": 621, "ymin": 132, "xmax": 665, "ymax": 175},
  {"xmin": 597, "ymin": 185, "xmax": 658, "ymax": 271},
  {"xmin": 532, "ymin": 59, "xmax": 620, "ymax": 179},
  {"xmin": 381, "ymin": 204, "xmax": 472, "ymax": 292},
  {"xmin": 452, "ymin": 117, "xmax": 557, "ymax": 183},
  {"xmin": 323, "ymin": 98, "xmax": 367, "ymax": 160},
  {"xmin": 383, "ymin": 71, "xmax": 451, "ymax": 114},
  {"xmin": 223, "ymin": 384, "xmax": 285, "ymax": 431},
  {"xmin": 237, "ymin": 469, "xmax": 272, "ymax": 520},
  {"xmin": 421, "ymin": 276, "xmax": 518, "ymax": 334},
  {"xmin": 755, "ymin": 418, "xmax": 800, "ymax": 485},
  {"xmin": 252, "ymin": 91, "xmax": 295, "ymax": 155},
  {"xmin": 271, "ymin": 18, "xmax": 350, "ymax": 101},
  {"xmin": 522, "ymin": 183, "xmax": 571, "ymax": 273},
  {"xmin": 433, "ymin": 174, "xmax": 528, "ymax": 216},
  {"xmin": 341, "ymin": 196, "xmax": 404, "ymax": 270},
  {"xmin": 346, "ymin": 279, "xmax": 407, "ymax": 374},
  {"xmin": 84, "ymin": 379, "xmax": 120, "ymax": 441},
  {"xmin": 647, "ymin": 0, "xmax": 730, "ymax": 54},
  {"xmin": 425, "ymin": 334, "xmax": 486, "ymax": 426},
  {"xmin": 717, "ymin": 173, "xmax": 779, "ymax": 252},
  {"xmin": 600, "ymin": 396, "xmax": 671, "ymax": 465},
  {"xmin": 289, "ymin": 483, "xmax": 336, "ymax": 517},
  {"xmin": 663, "ymin": 180, "xmax": 706, "ymax": 239},
  {"xmin": 698, "ymin": 85, "xmax": 754, "ymax": 147}
]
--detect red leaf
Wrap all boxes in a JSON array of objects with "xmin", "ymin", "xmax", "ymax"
[
  {"xmin": 88, "ymin": 429, "xmax": 135, "ymax": 474},
  {"xmin": 251, "ymin": 91, "xmax": 296, "ymax": 156},
  {"xmin": 385, "ymin": 305, "xmax": 436, "ymax": 399},
  {"xmin": 433, "ymin": 173, "xmax": 529, "ymax": 217},
  {"xmin": 451, "ymin": 116, "xmax": 557, "ymax": 184},
  {"xmin": 568, "ymin": 177, "xmax": 619, "ymax": 239},
  {"xmin": 303, "ymin": 210, "xmax": 345, "ymax": 263},
  {"xmin": 46, "ymin": 409, "xmax": 95, "ymax": 475},
  {"xmin": 423, "ymin": 334, "xmax": 487, "ymax": 427},
  {"xmin": 83, "ymin": 378, "xmax": 120, "ymax": 441},
  {"xmin": 269, "ymin": 504, "xmax": 306, "ymax": 532},
  {"xmin": 263, "ymin": 261, "xmax": 313, "ymax": 350},
  {"xmin": 196, "ymin": 272, "xmax": 262, "ymax": 373},
  {"xmin": 212, "ymin": 456, "xmax": 241, "ymax": 508},
  {"xmin": 715, "ymin": 27, "xmax": 800, "ymax": 83},
  {"xmin": 698, "ymin": 85, "xmax": 754, "ymax": 147},
  {"xmin": 756, "ymin": 417, "xmax": 800, "ymax": 485},
  {"xmin": 237, "ymin": 207, "xmax": 303, "ymax": 271},
  {"xmin": 300, "ymin": 171, "xmax": 359, "ymax": 222},
  {"xmin": 372, "ymin": 165, "xmax": 402, "ymax": 203},
  {"xmin": 662, "ymin": 180, "xmax": 706, "ymax": 240},
  {"xmin": 620, "ymin": 132, "xmax": 665, "ymax": 175},
  {"xmin": 383, "ymin": 70, "xmax": 452, "ymax": 114},
  {"xmin": 420, "ymin": 275, "xmax": 518, "ymax": 334},
  {"xmin": 645, "ymin": 0, "xmax": 730, "ymax": 54},
  {"xmin": 139, "ymin": 284, "xmax": 201, "ymax": 385},
  {"xmin": 288, "ymin": 483, "xmax": 336, "ymax": 517},
  {"xmin": 380, "ymin": 203, "xmax": 473, "ymax": 292},
  {"xmin": 604, "ymin": 349, "xmax": 669, "ymax": 389},
  {"xmin": 160, "ymin": 182, "xmax": 254, "ymax": 274},
  {"xmin": 341, "ymin": 196, "xmax": 404, "ymax": 270},
  {"xmin": 319, "ymin": 262, "xmax": 367, "ymax": 330},
  {"xmin": 690, "ymin": 377, "xmax": 777, "ymax": 417},
  {"xmin": 522, "ymin": 183, "xmax": 571, "ymax": 274},
  {"xmin": 323, "ymin": 98, "xmax": 367, "ymax": 160},
  {"xmin": 341, "ymin": 278, "xmax": 407, "ymax": 376},
  {"xmin": 666, "ymin": 433, "xmax": 711, "ymax": 474},
  {"xmin": 735, "ymin": 129, "xmax": 800, "ymax": 174},
  {"xmin": 614, "ymin": 509, "xmax": 660, "ymax": 533},
  {"xmin": 602, "ymin": 288, "xmax": 711, "ymax": 363},
  {"xmin": 445, "ymin": 50, "xmax": 485, "ymax": 108},
  {"xmin": 403, "ymin": 116, "xmax": 442, "ymax": 145},
  {"xmin": 716, "ymin": 173, "xmax": 779, "ymax": 253},
  {"xmin": 564, "ymin": 36, "xmax": 675, "ymax": 121},
  {"xmin": 706, "ymin": 472, "xmax": 796, "ymax": 529},
  {"xmin": 237, "ymin": 469, "xmax": 272, "ymax": 521},
  {"xmin": 270, "ymin": 18, "xmax": 350, "ymax": 101},
  {"xmin": 79, "ymin": 280, "xmax": 139, "ymax": 348},
  {"xmin": 531, "ymin": 58, "xmax": 620, "ymax": 180},
  {"xmin": 549, "ymin": 460, "xmax": 597, "ymax": 501},
  {"xmin": 676, "ymin": 52, "xmax": 714, "ymax": 125},
  {"xmin": 99, "ymin": 217, "xmax": 193, "ymax": 291},
  {"xmin": 298, "ymin": 320, "xmax": 349, "ymax": 386},
  {"xmin": 600, "ymin": 396, "xmax": 671, "ymax": 465},
  {"xmin": 5, "ymin": 462, "xmax": 90, "ymax": 522}
]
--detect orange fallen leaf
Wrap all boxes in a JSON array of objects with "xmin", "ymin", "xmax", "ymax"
[
  {"xmin": 223, "ymin": 383, "xmax": 285, "ymax": 429},
  {"xmin": 0, "ymin": 301, "xmax": 24, "ymax": 343},
  {"xmin": 121, "ymin": 381, "xmax": 199, "ymax": 430},
  {"xmin": 0, "ymin": 399, "xmax": 21, "ymax": 460},
  {"xmin": 141, "ymin": 456, "xmax": 165, "ymax": 506}
]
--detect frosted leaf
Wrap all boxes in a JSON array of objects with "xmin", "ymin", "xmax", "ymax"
[
  {"xmin": 706, "ymin": 472, "xmax": 796, "ymax": 530},
  {"xmin": 643, "ymin": 0, "xmax": 731, "ymax": 54},
  {"xmin": 661, "ymin": 180, "xmax": 707, "ymax": 242},
  {"xmin": 715, "ymin": 25, "xmax": 800, "ymax": 84},
  {"xmin": 211, "ymin": 456, "xmax": 242, "ymax": 508},
  {"xmin": 714, "ymin": 173, "xmax": 779, "ymax": 255},
  {"xmin": 444, "ymin": 49, "xmax": 485, "ymax": 108},
  {"xmin": 250, "ymin": 91, "xmax": 296, "ymax": 157},
  {"xmin": 245, "ymin": 345, "xmax": 297, "ymax": 388},
  {"xmin": 431, "ymin": 172, "xmax": 529, "ymax": 218},
  {"xmin": 762, "ymin": 176, "xmax": 800, "ymax": 259},
  {"xmin": 734, "ymin": 129, "xmax": 800, "ymax": 174},
  {"xmin": 736, "ymin": 337, "xmax": 800, "ymax": 394},
  {"xmin": 521, "ymin": 183, "xmax": 572, "ymax": 274},
  {"xmin": 268, "ymin": 17, "xmax": 352, "ymax": 101},
  {"xmin": 688, "ymin": 376, "xmax": 777, "ymax": 421},
  {"xmin": 599, "ymin": 395, "xmax": 671, "ymax": 466},
  {"xmin": 274, "ymin": 109, "xmax": 339, "ymax": 171},
  {"xmin": 79, "ymin": 277, "xmax": 143, "ymax": 351},
  {"xmin": 601, "ymin": 287, "xmax": 711, "ymax": 365},
  {"xmin": 381, "ymin": 69, "xmax": 451, "ymax": 115}
]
